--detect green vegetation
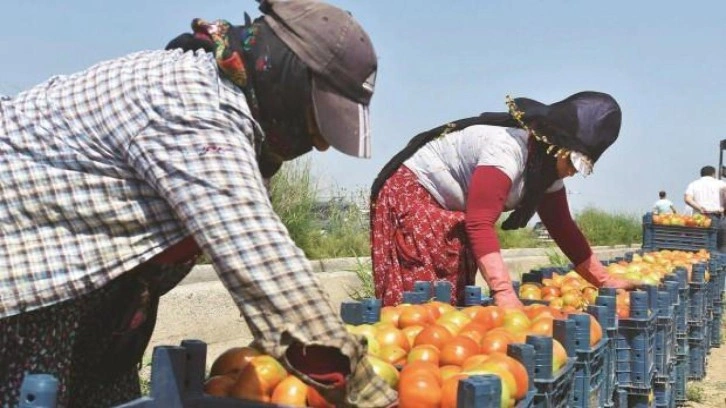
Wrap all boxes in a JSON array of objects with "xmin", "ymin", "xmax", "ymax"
[
  {"xmin": 574, "ymin": 207, "xmax": 642, "ymax": 247},
  {"xmin": 346, "ymin": 259, "xmax": 376, "ymax": 301},
  {"xmin": 545, "ymin": 248, "xmax": 570, "ymax": 267},
  {"xmin": 196, "ymin": 163, "xmax": 642, "ymax": 264},
  {"xmin": 686, "ymin": 384, "xmax": 704, "ymax": 402}
]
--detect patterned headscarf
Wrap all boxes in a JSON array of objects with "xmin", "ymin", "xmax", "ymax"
[{"xmin": 167, "ymin": 18, "xmax": 316, "ymax": 178}]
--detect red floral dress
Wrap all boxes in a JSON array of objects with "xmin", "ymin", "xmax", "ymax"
[{"xmin": 370, "ymin": 166, "xmax": 477, "ymax": 306}]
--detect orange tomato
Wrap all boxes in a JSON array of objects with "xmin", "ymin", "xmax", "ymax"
[
  {"xmin": 380, "ymin": 306, "xmax": 403, "ymax": 328},
  {"xmin": 528, "ymin": 315, "xmax": 554, "ymax": 337},
  {"xmin": 401, "ymin": 325, "xmax": 425, "ymax": 348},
  {"xmin": 270, "ymin": 375, "xmax": 308, "ymax": 406},
  {"xmin": 210, "ymin": 346, "xmax": 261, "ymax": 377},
  {"xmin": 440, "ymin": 373, "xmax": 469, "ymax": 408},
  {"xmin": 378, "ymin": 345, "xmax": 408, "ymax": 365},
  {"xmin": 228, "ymin": 355, "xmax": 288, "ymax": 402},
  {"xmin": 552, "ymin": 339, "xmax": 568, "ymax": 373},
  {"xmin": 439, "ymin": 365, "xmax": 463, "ymax": 382},
  {"xmin": 439, "ymin": 336, "xmax": 480, "ymax": 366},
  {"xmin": 502, "ymin": 309, "xmax": 531, "ymax": 334},
  {"xmin": 407, "ymin": 344, "xmax": 441, "ymax": 366},
  {"xmin": 399, "ymin": 305, "xmax": 434, "ymax": 328},
  {"xmin": 460, "ymin": 354, "xmax": 490, "ymax": 372},
  {"xmin": 484, "ymin": 353, "xmax": 529, "ymax": 400},
  {"xmin": 479, "ymin": 306, "xmax": 505, "ymax": 329},
  {"xmin": 414, "ymin": 324, "xmax": 454, "ymax": 350},
  {"xmin": 480, "ymin": 331, "xmax": 514, "ymax": 355},
  {"xmin": 398, "ymin": 370, "xmax": 443, "ymax": 408},
  {"xmin": 589, "ymin": 314, "xmax": 603, "ymax": 346},
  {"xmin": 203, "ymin": 374, "xmax": 237, "ymax": 397},
  {"xmin": 375, "ymin": 325, "xmax": 411, "ymax": 352}
]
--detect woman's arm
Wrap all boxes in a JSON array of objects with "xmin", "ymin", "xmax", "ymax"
[
  {"xmin": 537, "ymin": 187, "xmax": 639, "ymax": 289},
  {"xmin": 465, "ymin": 166, "xmax": 522, "ymax": 307}
]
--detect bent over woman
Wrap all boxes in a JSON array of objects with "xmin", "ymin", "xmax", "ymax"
[{"xmin": 370, "ymin": 91, "xmax": 637, "ymax": 307}]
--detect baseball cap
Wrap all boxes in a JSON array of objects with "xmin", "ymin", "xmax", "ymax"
[{"xmin": 261, "ymin": 0, "xmax": 377, "ymax": 158}]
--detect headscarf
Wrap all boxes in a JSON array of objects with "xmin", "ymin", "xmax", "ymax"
[{"xmin": 166, "ymin": 17, "xmax": 316, "ymax": 178}]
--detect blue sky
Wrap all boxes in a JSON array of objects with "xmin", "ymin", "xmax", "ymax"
[{"xmin": 1, "ymin": 0, "xmax": 724, "ymax": 217}]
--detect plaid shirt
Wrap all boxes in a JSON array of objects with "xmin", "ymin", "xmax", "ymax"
[{"xmin": 0, "ymin": 50, "xmax": 395, "ymax": 407}]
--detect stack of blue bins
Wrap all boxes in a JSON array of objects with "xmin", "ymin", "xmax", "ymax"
[
  {"xmin": 654, "ymin": 285, "xmax": 677, "ymax": 408},
  {"xmin": 616, "ymin": 288, "xmax": 657, "ymax": 408},
  {"xmin": 687, "ymin": 263, "xmax": 708, "ymax": 380},
  {"xmin": 596, "ymin": 288, "xmax": 619, "ymax": 407}
]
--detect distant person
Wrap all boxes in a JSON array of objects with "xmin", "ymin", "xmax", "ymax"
[
  {"xmin": 684, "ymin": 165, "xmax": 726, "ymax": 251},
  {"xmin": 684, "ymin": 166, "xmax": 726, "ymax": 216},
  {"xmin": 653, "ymin": 191, "xmax": 677, "ymax": 214},
  {"xmin": 369, "ymin": 91, "xmax": 639, "ymax": 307}
]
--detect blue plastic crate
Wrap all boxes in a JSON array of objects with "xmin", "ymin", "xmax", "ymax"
[
  {"xmin": 687, "ymin": 342, "xmax": 707, "ymax": 380},
  {"xmin": 688, "ymin": 283, "xmax": 707, "ymax": 323},
  {"xmin": 654, "ymin": 320, "xmax": 674, "ymax": 378},
  {"xmin": 532, "ymin": 358, "xmax": 577, "ymax": 408},
  {"xmin": 711, "ymin": 312, "xmax": 723, "ymax": 347},
  {"xmin": 627, "ymin": 392, "xmax": 655, "ymax": 408},
  {"xmin": 654, "ymin": 380, "xmax": 675, "ymax": 408},
  {"xmin": 673, "ymin": 356, "xmax": 688, "ymax": 405},
  {"xmin": 572, "ymin": 339, "xmax": 607, "ymax": 408},
  {"xmin": 615, "ymin": 307, "xmax": 657, "ymax": 391},
  {"xmin": 457, "ymin": 374, "xmax": 536, "ymax": 408},
  {"xmin": 642, "ymin": 212, "xmax": 718, "ymax": 252}
]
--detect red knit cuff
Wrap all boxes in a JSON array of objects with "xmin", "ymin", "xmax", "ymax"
[
  {"xmin": 537, "ymin": 187, "xmax": 592, "ymax": 265},
  {"xmin": 466, "ymin": 166, "xmax": 511, "ymax": 259}
]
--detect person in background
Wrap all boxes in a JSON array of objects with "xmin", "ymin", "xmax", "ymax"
[
  {"xmin": 684, "ymin": 165, "xmax": 726, "ymax": 251},
  {"xmin": 0, "ymin": 1, "xmax": 394, "ymax": 407},
  {"xmin": 685, "ymin": 166, "xmax": 726, "ymax": 216},
  {"xmin": 653, "ymin": 190, "xmax": 677, "ymax": 214},
  {"xmin": 370, "ymin": 91, "xmax": 639, "ymax": 307}
]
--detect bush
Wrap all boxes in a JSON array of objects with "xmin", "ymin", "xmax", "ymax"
[
  {"xmin": 575, "ymin": 207, "xmax": 642, "ymax": 247},
  {"xmin": 269, "ymin": 159, "xmax": 370, "ymax": 259}
]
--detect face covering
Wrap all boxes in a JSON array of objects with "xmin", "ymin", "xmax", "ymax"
[{"xmin": 167, "ymin": 18, "xmax": 317, "ymax": 178}]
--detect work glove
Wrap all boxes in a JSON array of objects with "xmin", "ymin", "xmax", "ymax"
[
  {"xmin": 478, "ymin": 252, "xmax": 523, "ymax": 308},
  {"xmin": 575, "ymin": 254, "xmax": 641, "ymax": 290}
]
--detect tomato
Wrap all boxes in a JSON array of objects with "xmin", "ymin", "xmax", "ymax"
[
  {"xmin": 479, "ymin": 306, "xmax": 505, "ymax": 329},
  {"xmin": 440, "ymin": 373, "xmax": 469, "ymax": 408},
  {"xmin": 398, "ymin": 370, "xmax": 443, "ymax": 408},
  {"xmin": 210, "ymin": 346, "xmax": 261, "ymax": 377},
  {"xmin": 229, "ymin": 355, "xmax": 287, "ymax": 402},
  {"xmin": 480, "ymin": 331, "xmax": 514, "ymax": 355},
  {"xmin": 484, "ymin": 353, "xmax": 529, "ymax": 400},
  {"xmin": 528, "ymin": 315, "xmax": 554, "ymax": 337},
  {"xmin": 270, "ymin": 375, "xmax": 308, "ymax": 406},
  {"xmin": 407, "ymin": 344, "xmax": 441, "ymax": 366},
  {"xmin": 439, "ymin": 336, "xmax": 480, "ymax": 366},
  {"xmin": 375, "ymin": 325, "xmax": 410, "ymax": 352},
  {"xmin": 414, "ymin": 324, "xmax": 454, "ymax": 351},
  {"xmin": 399, "ymin": 305, "xmax": 433, "ymax": 328},
  {"xmin": 203, "ymin": 375, "xmax": 236, "ymax": 397}
]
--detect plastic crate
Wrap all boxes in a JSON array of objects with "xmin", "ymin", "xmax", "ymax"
[
  {"xmin": 654, "ymin": 380, "xmax": 675, "ymax": 408},
  {"xmin": 711, "ymin": 312, "xmax": 723, "ymax": 347},
  {"xmin": 615, "ymin": 292, "xmax": 657, "ymax": 392},
  {"xmin": 687, "ymin": 341, "xmax": 707, "ymax": 380},
  {"xmin": 673, "ymin": 356, "xmax": 688, "ymax": 406},
  {"xmin": 626, "ymin": 393, "xmax": 655, "ymax": 408},
  {"xmin": 642, "ymin": 212, "xmax": 718, "ymax": 252},
  {"xmin": 525, "ymin": 334, "xmax": 577, "ymax": 408},
  {"xmin": 456, "ymin": 374, "xmax": 536, "ymax": 408}
]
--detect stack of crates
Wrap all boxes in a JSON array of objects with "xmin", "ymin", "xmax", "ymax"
[
  {"xmin": 615, "ymin": 289, "xmax": 657, "ymax": 407},
  {"xmin": 687, "ymin": 263, "xmax": 708, "ymax": 380},
  {"xmin": 665, "ymin": 267, "xmax": 690, "ymax": 406},
  {"xmin": 557, "ymin": 309, "xmax": 609, "ymax": 408},
  {"xmin": 595, "ymin": 289, "xmax": 619, "ymax": 407},
  {"xmin": 654, "ymin": 286, "xmax": 677, "ymax": 408},
  {"xmin": 513, "ymin": 335, "xmax": 576, "ymax": 408},
  {"xmin": 708, "ymin": 254, "xmax": 725, "ymax": 347}
]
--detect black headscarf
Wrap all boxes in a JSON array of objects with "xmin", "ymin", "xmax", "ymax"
[{"xmin": 371, "ymin": 92, "xmax": 621, "ymax": 230}]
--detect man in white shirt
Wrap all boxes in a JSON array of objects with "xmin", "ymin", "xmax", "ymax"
[
  {"xmin": 684, "ymin": 165, "xmax": 726, "ymax": 251},
  {"xmin": 684, "ymin": 166, "xmax": 726, "ymax": 215}
]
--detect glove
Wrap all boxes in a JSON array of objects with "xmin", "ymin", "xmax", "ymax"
[
  {"xmin": 575, "ymin": 254, "xmax": 641, "ymax": 290},
  {"xmin": 285, "ymin": 342, "xmax": 398, "ymax": 407},
  {"xmin": 478, "ymin": 252, "xmax": 523, "ymax": 308}
]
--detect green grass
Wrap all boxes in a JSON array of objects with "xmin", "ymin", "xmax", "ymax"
[
  {"xmin": 574, "ymin": 207, "xmax": 642, "ymax": 246},
  {"xmin": 346, "ymin": 259, "xmax": 375, "ymax": 301}
]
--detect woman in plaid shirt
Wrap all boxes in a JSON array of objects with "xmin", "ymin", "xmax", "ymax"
[{"xmin": 0, "ymin": 1, "xmax": 393, "ymax": 407}]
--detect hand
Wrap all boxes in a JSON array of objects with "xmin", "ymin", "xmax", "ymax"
[
  {"xmin": 601, "ymin": 276, "xmax": 641, "ymax": 291},
  {"xmin": 492, "ymin": 289, "xmax": 524, "ymax": 309}
]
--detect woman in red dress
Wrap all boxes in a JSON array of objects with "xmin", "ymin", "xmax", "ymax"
[{"xmin": 370, "ymin": 91, "xmax": 637, "ymax": 307}]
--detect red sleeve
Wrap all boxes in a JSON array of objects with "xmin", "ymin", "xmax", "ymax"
[
  {"xmin": 465, "ymin": 166, "xmax": 511, "ymax": 259},
  {"xmin": 536, "ymin": 186, "xmax": 592, "ymax": 265}
]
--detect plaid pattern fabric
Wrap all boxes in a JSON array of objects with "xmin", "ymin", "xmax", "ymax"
[{"xmin": 0, "ymin": 49, "xmax": 395, "ymax": 407}]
